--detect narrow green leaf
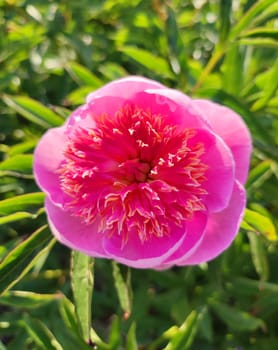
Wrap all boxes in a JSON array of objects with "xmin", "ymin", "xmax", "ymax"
[
  {"xmin": 243, "ymin": 208, "xmax": 277, "ymax": 241},
  {"xmin": 60, "ymin": 297, "xmax": 107, "ymax": 350},
  {"xmin": 164, "ymin": 310, "xmax": 201, "ymax": 350},
  {"xmin": 71, "ymin": 251, "xmax": 94, "ymax": 343},
  {"xmin": 219, "ymin": 0, "xmax": 232, "ymax": 43},
  {"xmin": 112, "ymin": 261, "xmax": 131, "ymax": 317},
  {"xmin": 90, "ymin": 328, "xmax": 110, "ymax": 350},
  {"xmin": 246, "ymin": 160, "xmax": 272, "ymax": 189},
  {"xmin": 221, "ymin": 44, "xmax": 244, "ymax": 95},
  {"xmin": 126, "ymin": 322, "xmax": 138, "ymax": 350},
  {"xmin": 238, "ymin": 37, "xmax": 278, "ymax": 49},
  {"xmin": 248, "ymin": 232, "xmax": 269, "ymax": 281},
  {"xmin": 3, "ymin": 95, "xmax": 64, "ymax": 128},
  {"xmin": 120, "ymin": 46, "xmax": 173, "ymax": 78},
  {"xmin": 59, "ymin": 297, "xmax": 80, "ymax": 337},
  {"xmin": 227, "ymin": 277, "xmax": 278, "ymax": 297},
  {"xmin": 8, "ymin": 140, "xmax": 37, "ymax": 156},
  {"xmin": 67, "ymin": 62, "xmax": 103, "ymax": 87},
  {"xmin": 0, "ymin": 192, "xmax": 45, "ymax": 216},
  {"xmin": 210, "ymin": 301, "xmax": 265, "ymax": 332},
  {"xmin": 67, "ymin": 86, "xmax": 95, "ymax": 105},
  {"xmin": 108, "ymin": 316, "xmax": 121, "ymax": 349},
  {"xmin": 230, "ymin": 0, "xmax": 275, "ymax": 39},
  {"xmin": 240, "ymin": 27, "xmax": 278, "ymax": 39},
  {"xmin": 0, "ymin": 290, "xmax": 61, "ymax": 308},
  {"xmin": 0, "ymin": 340, "xmax": 7, "ymax": 350},
  {"xmin": 0, "ymin": 154, "xmax": 33, "ymax": 173},
  {"xmin": 252, "ymin": 2, "xmax": 278, "ymax": 26},
  {"xmin": 23, "ymin": 315, "xmax": 63, "ymax": 350},
  {"xmin": 98, "ymin": 63, "xmax": 127, "ymax": 80},
  {"xmin": 0, "ymin": 211, "xmax": 42, "ymax": 225},
  {"xmin": 0, "ymin": 225, "xmax": 55, "ymax": 295},
  {"xmin": 251, "ymin": 59, "xmax": 278, "ymax": 111},
  {"xmin": 165, "ymin": 6, "xmax": 187, "ymax": 77}
]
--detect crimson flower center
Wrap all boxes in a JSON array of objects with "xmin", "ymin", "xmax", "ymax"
[{"xmin": 58, "ymin": 104, "xmax": 208, "ymax": 243}]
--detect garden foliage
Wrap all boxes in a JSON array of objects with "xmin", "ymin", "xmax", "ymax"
[{"xmin": 0, "ymin": 0, "xmax": 278, "ymax": 349}]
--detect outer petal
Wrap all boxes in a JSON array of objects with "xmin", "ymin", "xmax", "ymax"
[
  {"xmin": 194, "ymin": 100, "xmax": 252, "ymax": 184},
  {"xmin": 132, "ymin": 89, "xmax": 211, "ymax": 131},
  {"xmin": 33, "ymin": 126, "xmax": 67, "ymax": 206},
  {"xmin": 197, "ymin": 130, "xmax": 235, "ymax": 212},
  {"xmin": 67, "ymin": 96, "xmax": 126, "ymax": 130},
  {"xmin": 179, "ymin": 181, "xmax": 246, "ymax": 265},
  {"xmin": 45, "ymin": 197, "xmax": 107, "ymax": 258},
  {"xmin": 157, "ymin": 212, "xmax": 208, "ymax": 269},
  {"xmin": 102, "ymin": 224, "xmax": 187, "ymax": 269},
  {"xmin": 86, "ymin": 76, "xmax": 165, "ymax": 104}
]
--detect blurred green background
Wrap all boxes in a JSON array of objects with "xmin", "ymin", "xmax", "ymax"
[{"xmin": 0, "ymin": 0, "xmax": 278, "ymax": 349}]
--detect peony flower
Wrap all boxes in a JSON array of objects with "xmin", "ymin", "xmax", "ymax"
[{"xmin": 34, "ymin": 76, "xmax": 251, "ymax": 269}]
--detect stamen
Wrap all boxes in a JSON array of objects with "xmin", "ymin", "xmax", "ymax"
[{"xmin": 58, "ymin": 104, "xmax": 208, "ymax": 244}]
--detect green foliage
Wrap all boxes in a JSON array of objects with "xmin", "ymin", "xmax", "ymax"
[{"xmin": 0, "ymin": 0, "xmax": 278, "ymax": 349}]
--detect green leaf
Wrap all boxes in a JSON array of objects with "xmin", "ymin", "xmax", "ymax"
[
  {"xmin": 22, "ymin": 315, "xmax": 63, "ymax": 350},
  {"xmin": 240, "ymin": 27, "xmax": 278, "ymax": 39},
  {"xmin": 67, "ymin": 62, "xmax": 103, "ymax": 87},
  {"xmin": 165, "ymin": 6, "xmax": 187, "ymax": 77},
  {"xmin": 71, "ymin": 251, "xmax": 94, "ymax": 343},
  {"xmin": 112, "ymin": 261, "xmax": 132, "ymax": 317},
  {"xmin": 108, "ymin": 316, "xmax": 121, "ymax": 349},
  {"xmin": 221, "ymin": 44, "xmax": 244, "ymax": 95},
  {"xmin": 248, "ymin": 232, "xmax": 269, "ymax": 281},
  {"xmin": 238, "ymin": 37, "xmax": 278, "ymax": 48},
  {"xmin": 210, "ymin": 301, "xmax": 265, "ymax": 332},
  {"xmin": 2, "ymin": 95, "xmax": 64, "ymax": 128},
  {"xmin": 0, "ymin": 154, "xmax": 33, "ymax": 173},
  {"xmin": 251, "ymin": 59, "xmax": 278, "ymax": 111},
  {"xmin": 60, "ymin": 297, "xmax": 108, "ymax": 350},
  {"xmin": 0, "ymin": 340, "xmax": 7, "ymax": 350},
  {"xmin": 0, "ymin": 210, "xmax": 43, "ymax": 225},
  {"xmin": 8, "ymin": 140, "xmax": 37, "ymax": 156},
  {"xmin": 242, "ymin": 208, "xmax": 277, "ymax": 241},
  {"xmin": 0, "ymin": 192, "xmax": 45, "ymax": 216},
  {"xmin": 67, "ymin": 86, "xmax": 95, "ymax": 105},
  {"xmin": 230, "ymin": 0, "xmax": 276, "ymax": 39},
  {"xmin": 90, "ymin": 328, "xmax": 110, "ymax": 350},
  {"xmin": 0, "ymin": 225, "xmax": 55, "ymax": 295},
  {"xmin": 120, "ymin": 46, "xmax": 173, "ymax": 78},
  {"xmin": 164, "ymin": 310, "xmax": 201, "ymax": 350},
  {"xmin": 219, "ymin": 0, "xmax": 232, "ymax": 43},
  {"xmin": 246, "ymin": 160, "xmax": 273, "ymax": 189},
  {"xmin": 125, "ymin": 322, "xmax": 138, "ymax": 350},
  {"xmin": 0, "ymin": 290, "xmax": 61, "ymax": 308}
]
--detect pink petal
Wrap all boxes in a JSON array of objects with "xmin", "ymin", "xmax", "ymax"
[
  {"xmin": 194, "ymin": 100, "xmax": 252, "ymax": 184},
  {"xmin": 131, "ymin": 89, "xmax": 211, "ymax": 131},
  {"xmin": 67, "ymin": 96, "xmax": 126, "ymax": 131},
  {"xmin": 33, "ymin": 126, "xmax": 68, "ymax": 206},
  {"xmin": 45, "ymin": 197, "xmax": 107, "ymax": 258},
  {"xmin": 86, "ymin": 76, "xmax": 165, "ymax": 104},
  {"xmin": 157, "ymin": 212, "xmax": 208, "ymax": 269},
  {"xmin": 102, "ymin": 224, "xmax": 187, "ymax": 269},
  {"xmin": 197, "ymin": 130, "xmax": 235, "ymax": 212},
  {"xmin": 179, "ymin": 181, "xmax": 246, "ymax": 265}
]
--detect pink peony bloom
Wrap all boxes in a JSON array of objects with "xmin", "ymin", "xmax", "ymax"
[{"xmin": 34, "ymin": 76, "xmax": 252, "ymax": 269}]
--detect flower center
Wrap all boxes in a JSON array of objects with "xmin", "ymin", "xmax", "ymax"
[{"xmin": 58, "ymin": 104, "xmax": 208, "ymax": 243}]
